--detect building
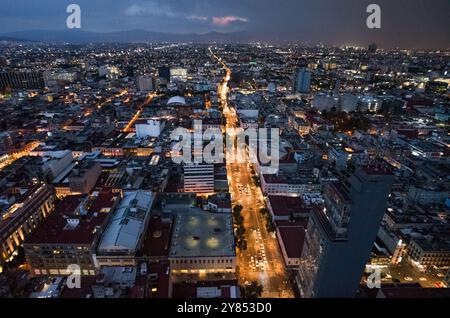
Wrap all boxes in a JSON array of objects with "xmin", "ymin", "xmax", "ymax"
[
  {"xmin": 68, "ymin": 161, "xmax": 102, "ymax": 194},
  {"xmin": 266, "ymin": 196, "xmax": 311, "ymax": 221},
  {"xmin": 444, "ymin": 268, "xmax": 450, "ymax": 287},
  {"xmin": 158, "ymin": 66, "xmax": 171, "ymax": 82},
  {"xmin": 340, "ymin": 93, "xmax": 359, "ymax": 113},
  {"xmin": 0, "ymin": 71, "xmax": 46, "ymax": 90},
  {"xmin": 135, "ymin": 119, "xmax": 165, "ymax": 139},
  {"xmin": 294, "ymin": 68, "xmax": 312, "ymax": 93},
  {"xmin": 137, "ymin": 75, "xmax": 156, "ymax": 92},
  {"xmin": 183, "ymin": 164, "xmax": 214, "ymax": 194},
  {"xmin": 167, "ymin": 96, "xmax": 187, "ymax": 106},
  {"xmin": 298, "ymin": 164, "xmax": 394, "ymax": 298},
  {"xmin": 40, "ymin": 150, "xmax": 74, "ymax": 182},
  {"xmin": 408, "ymin": 239, "xmax": 450, "ymax": 268},
  {"xmin": 359, "ymin": 96, "xmax": 381, "ymax": 113},
  {"xmin": 1, "ymin": 185, "xmax": 56, "ymax": 270},
  {"xmin": 24, "ymin": 191, "xmax": 118, "ymax": 276},
  {"xmin": 261, "ymin": 173, "xmax": 321, "ymax": 196},
  {"xmin": 169, "ymin": 210, "xmax": 236, "ymax": 275},
  {"xmin": 277, "ymin": 225, "xmax": 305, "ymax": 267},
  {"xmin": 312, "ymin": 93, "xmax": 338, "ymax": 111},
  {"xmin": 170, "ymin": 67, "xmax": 188, "ymax": 82},
  {"xmin": 96, "ymin": 191, "xmax": 155, "ymax": 267}
]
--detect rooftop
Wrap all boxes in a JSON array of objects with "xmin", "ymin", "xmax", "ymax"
[
  {"xmin": 25, "ymin": 192, "xmax": 117, "ymax": 245},
  {"xmin": 278, "ymin": 226, "xmax": 305, "ymax": 258},
  {"xmin": 268, "ymin": 196, "xmax": 311, "ymax": 217},
  {"xmin": 170, "ymin": 210, "xmax": 235, "ymax": 258},
  {"xmin": 98, "ymin": 191, "xmax": 154, "ymax": 252}
]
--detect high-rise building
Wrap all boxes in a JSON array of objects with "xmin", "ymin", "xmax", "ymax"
[
  {"xmin": 294, "ymin": 68, "xmax": 312, "ymax": 93},
  {"xmin": 137, "ymin": 75, "xmax": 156, "ymax": 92},
  {"xmin": 0, "ymin": 71, "xmax": 46, "ymax": 90},
  {"xmin": 183, "ymin": 164, "xmax": 214, "ymax": 194},
  {"xmin": 158, "ymin": 66, "xmax": 170, "ymax": 82},
  {"xmin": 298, "ymin": 162, "xmax": 394, "ymax": 298}
]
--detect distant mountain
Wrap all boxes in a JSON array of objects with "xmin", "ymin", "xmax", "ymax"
[
  {"xmin": 1, "ymin": 29, "xmax": 256, "ymax": 44},
  {"xmin": 0, "ymin": 35, "xmax": 30, "ymax": 42}
]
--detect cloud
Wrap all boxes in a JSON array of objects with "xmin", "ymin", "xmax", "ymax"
[
  {"xmin": 125, "ymin": 3, "xmax": 208, "ymax": 21},
  {"xmin": 125, "ymin": 3, "xmax": 176, "ymax": 18},
  {"xmin": 212, "ymin": 16, "xmax": 249, "ymax": 26},
  {"xmin": 125, "ymin": 3, "xmax": 247, "ymax": 27}
]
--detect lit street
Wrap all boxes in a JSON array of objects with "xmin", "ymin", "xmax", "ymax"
[{"xmin": 211, "ymin": 47, "xmax": 294, "ymax": 298}]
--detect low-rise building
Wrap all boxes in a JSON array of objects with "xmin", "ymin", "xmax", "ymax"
[
  {"xmin": 24, "ymin": 191, "xmax": 118, "ymax": 276},
  {"xmin": 408, "ymin": 239, "xmax": 450, "ymax": 268},
  {"xmin": 169, "ymin": 210, "xmax": 236, "ymax": 275},
  {"xmin": 96, "ymin": 191, "xmax": 155, "ymax": 267}
]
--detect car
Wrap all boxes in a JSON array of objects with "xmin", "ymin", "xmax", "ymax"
[
  {"xmin": 419, "ymin": 277, "xmax": 427, "ymax": 282},
  {"xmin": 404, "ymin": 277, "xmax": 414, "ymax": 281}
]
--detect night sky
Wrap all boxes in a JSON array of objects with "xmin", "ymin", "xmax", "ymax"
[{"xmin": 1, "ymin": 0, "xmax": 449, "ymax": 49}]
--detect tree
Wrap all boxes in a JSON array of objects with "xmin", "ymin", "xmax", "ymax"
[
  {"xmin": 252, "ymin": 176, "xmax": 261, "ymax": 187},
  {"xmin": 265, "ymin": 214, "xmax": 276, "ymax": 233},
  {"xmin": 236, "ymin": 226, "xmax": 246, "ymax": 236},
  {"xmin": 259, "ymin": 208, "xmax": 269, "ymax": 216},
  {"xmin": 233, "ymin": 204, "xmax": 243, "ymax": 214},
  {"xmin": 240, "ymin": 281, "xmax": 263, "ymax": 298}
]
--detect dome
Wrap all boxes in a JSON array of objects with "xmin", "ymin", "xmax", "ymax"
[{"xmin": 167, "ymin": 96, "xmax": 186, "ymax": 106}]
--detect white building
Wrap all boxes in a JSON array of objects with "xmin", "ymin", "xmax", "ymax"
[
  {"xmin": 96, "ymin": 191, "xmax": 154, "ymax": 266},
  {"xmin": 183, "ymin": 164, "xmax": 214, "ymax": 194},
  {"xmin": 135, "ymin": 119, "xmax": 165, "ymax": 138},
  {"xmin": 170, "ymin": 67, "xmax": 188, "ymax": 82},
  {"xmin": 40, "ymin": 150, "xmax": 74, "ymax": 181}
]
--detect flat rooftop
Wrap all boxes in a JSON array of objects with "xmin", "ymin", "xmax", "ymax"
[
  {"xmin": 170, "ymin": 211, "xmax": 235, "ymax": 258},
  {"xmin": 98, "ymin": 191, "xmax": 154, "ymax": 252}
]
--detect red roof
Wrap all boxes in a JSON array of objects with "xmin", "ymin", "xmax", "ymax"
[
  {"xmin": 60, "ymin": 276, "xmax": 98, "ymax": 298},
  {"xmin": 268, "ymin": 196, "xmax": 311, "ymax": 217},
  {"xmin": 25, "ymin": 193, "xmax": 117, "ymax": 245},
  {"xmin": 278, "ymin": 226, "xmax": 305, "ymax": 258},
  {"xmin": 139, "ymin": 216, "xmax": 172, "ymax": 257}
]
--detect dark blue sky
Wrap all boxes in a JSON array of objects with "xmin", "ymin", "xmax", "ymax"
[{"xmin": 1, "ymin": 0, "xmax": 449, "ymax": 48}]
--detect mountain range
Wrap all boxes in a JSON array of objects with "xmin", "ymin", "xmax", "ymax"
[{"xmin": 0, "ymin": 29, "xmax": 257, "ymax": 44}]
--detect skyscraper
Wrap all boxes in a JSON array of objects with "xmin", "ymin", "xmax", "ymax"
[
  {"xmin": 294, "ymin": 68, "xmax": 312, "ymax": 93},
  {"xmin": 298, "ymin": 162, "xmax": 394, "ymax": 298}
]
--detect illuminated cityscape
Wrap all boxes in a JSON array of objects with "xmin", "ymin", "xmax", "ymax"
[{"xmin": 0, "ymin": 0, "xmax": 449, "ymax": 302}]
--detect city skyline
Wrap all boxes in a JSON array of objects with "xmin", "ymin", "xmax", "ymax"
[{"xmin": 0, "ymin": 0, "xmax": 449, "ymax": 49}]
